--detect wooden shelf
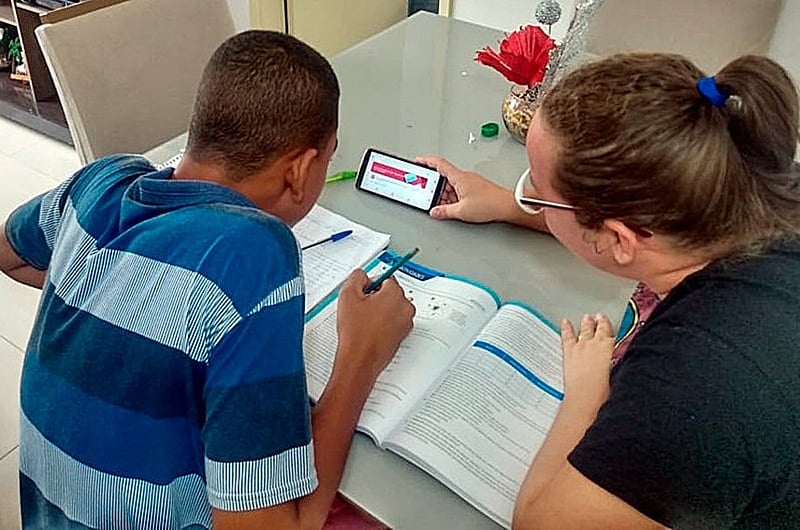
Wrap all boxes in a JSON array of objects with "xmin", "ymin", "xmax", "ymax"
[
  {"xmin": 0, "ymin": 0, "xmax": 71, "ymax": 144},
  {"xmin": 0, "ymin": 68, "xmax": 33, "ymax": 109},
  {"xmin": 41, "ymin": 0, "xmax": 127, "ymax": 24},
  {"xmin": 14, "ymin": 2, "xmax": 47, "ymax": 16},
  {"xmin": 0, "ymin": 2, "xmax": 16, "ymax": 25}
]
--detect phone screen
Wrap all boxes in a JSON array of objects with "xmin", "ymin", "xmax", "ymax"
[{"xmin": 356, "ymin": 149, "xmax": 444, "ymax": 211}]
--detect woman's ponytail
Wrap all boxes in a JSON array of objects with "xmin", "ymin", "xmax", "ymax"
[{"xmin": 715, "ymin": 55, "xmax": 798, "ymax": 175}]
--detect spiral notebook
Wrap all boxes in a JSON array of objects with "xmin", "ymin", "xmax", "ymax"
[{"xmin": 155, "ymin": 151, "xmax": 184, "ymax": 170}]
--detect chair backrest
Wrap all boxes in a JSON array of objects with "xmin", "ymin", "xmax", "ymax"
[
  {"xmin": 585, "ymin": 0, "xmax": 783, "ymax": 73},
  {"xmin": 36, "ymin": 0, "xmax": 235, "ymax": 164}
]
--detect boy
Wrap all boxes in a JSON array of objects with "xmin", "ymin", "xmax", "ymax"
[{"xmin": 0, "ymin": 30, "xmax": 414, "ymax": 529}]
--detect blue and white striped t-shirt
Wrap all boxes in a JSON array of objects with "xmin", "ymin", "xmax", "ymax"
[{"xmin": 7, "ymin": 155, "xmax": 318, "ymax": 529}]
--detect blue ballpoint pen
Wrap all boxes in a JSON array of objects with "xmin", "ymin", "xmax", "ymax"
[
  {"xmin": 301, "ymin": 230, "xmax": 353, "ymax": 251},
  {"xmin": 364, "ymin": 248, "xmax": 420, "ymax": 294}
]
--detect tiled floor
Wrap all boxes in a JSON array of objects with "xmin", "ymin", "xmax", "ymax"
[{"xmin": 0, "ymin": 116, "xmax": 80, "ymax": 530}]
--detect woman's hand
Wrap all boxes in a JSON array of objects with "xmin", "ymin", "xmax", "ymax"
[
  {"xmin": 418, "ymin": 156, "xmax": 550, "ymax": 233},
  {"xmin": 560, "ymin": 314, "xmax": 616, "ymax": 416},
  {"xmin": 417, "ymin": 156, "xmax": 517, "ymax": 223}
]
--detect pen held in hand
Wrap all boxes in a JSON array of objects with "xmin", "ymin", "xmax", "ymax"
[
  {"xmin": 364, "ymin": 248, "xmax": 420, "ymax": 294},
  {"xmin": 301, "ymin": 230, "xmax": 353, "ymax": 251}
]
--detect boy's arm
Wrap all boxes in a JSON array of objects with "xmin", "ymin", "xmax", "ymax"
[
  {"xmin": 213, "ymin": 272, "xmax": 414, "ymax": 530},
  {"xmin": 1, "ymin": 167, "xmax": 87, "ymax": 290},
  {"xmin": 0, "ymin": 224, "xmax": 46, "ymax": 289},
  {"xmin": 212, "ymin": 348, "xmax": 386, "ymax": 530}
]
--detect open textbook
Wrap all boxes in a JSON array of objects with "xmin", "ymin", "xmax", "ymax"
[{"xmin": 304, "ymin": 251, "xmax": 563, "ymax": 528}]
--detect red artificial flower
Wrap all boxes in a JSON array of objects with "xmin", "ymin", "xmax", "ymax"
[{"xmin": 475, "ymin": 25, "xmax": 556, "ymax": 87}]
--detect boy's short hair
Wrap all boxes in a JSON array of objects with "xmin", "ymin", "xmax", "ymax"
[{"xmin": 186, "ymin": 30, "xmax": 340, "ymax": 181}]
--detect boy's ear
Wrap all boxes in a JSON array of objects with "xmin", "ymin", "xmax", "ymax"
[
  {"xmin": 602, "ymin": 219, "xmax": 639, "ymax": 265},
  {"xmin": 284, "ymin": 147, "xmax": 320, "ymax": 202}
]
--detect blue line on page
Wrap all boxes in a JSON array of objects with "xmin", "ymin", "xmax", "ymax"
[{"xmin": 473, "ymin": 340, "xmax": 564, "ymax": 401}]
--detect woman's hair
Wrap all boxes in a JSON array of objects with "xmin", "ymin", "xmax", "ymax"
[
  {"xmin": 186, "ymin": 30, "xmax": 340, "ymax": 182},
  {"xmin": 540, "ymin": 53, "xmax": 800, "ymax": 257}
]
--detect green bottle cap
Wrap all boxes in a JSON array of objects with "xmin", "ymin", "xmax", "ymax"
[{"xmin": 481, "ymin": 122, "xmax": 500, "ymax": 138}]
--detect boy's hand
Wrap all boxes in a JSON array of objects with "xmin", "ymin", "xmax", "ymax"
[
  {"xmin": 560, "ymin": 314, "xmax": 616, "ymax": 415},
  {"xmin": 335, "ymin": 270, "xmax": 415, "ymax": 382},
  {"xmin": 417, "ymin": 156, "xmax": 515, "ymax": 223}
]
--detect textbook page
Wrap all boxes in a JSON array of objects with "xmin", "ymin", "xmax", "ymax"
[
  {"xmin": 293, "ymin": 205, "xmax": 390, "ymax": 312},
  {"xmin": 303, "ymin": 254, "xmax": 499, "ymax": 443},
  {"xmin": 385, "ymin": 303, "xmax": 563, "ymax": 528}
]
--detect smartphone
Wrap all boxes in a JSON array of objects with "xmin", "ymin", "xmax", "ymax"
[{"xmin": 355, "ymin": 148, "xmax": 446, "ymax": 212}]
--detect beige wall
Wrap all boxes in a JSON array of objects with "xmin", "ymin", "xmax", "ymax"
[
  {"xmin": 585, "ymin": 0, "xmax": 782, "ymax": 72},
  {"xmin": 249, "ymin": 0, "xmax": 407, "ymax": 56},
  {"xmin": 249, "ymin": 0, "xmax": 284, "ymax": 32},
  {"xmin": 769, "ymin": 0, "xmax": 800, "ymax": 83}
]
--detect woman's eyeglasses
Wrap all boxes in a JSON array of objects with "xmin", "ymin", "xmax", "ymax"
[
  {"xmin": 514, "ymin": 168, "xmax": 577, "ymax": 215},
  {"xmin": 513, "ymin": 169, "xmax": 653, "ymax": 238}
]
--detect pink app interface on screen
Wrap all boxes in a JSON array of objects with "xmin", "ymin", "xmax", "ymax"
[{"xmin": 361, "ymin": 152, "xmax": 440, "ymax": 209}]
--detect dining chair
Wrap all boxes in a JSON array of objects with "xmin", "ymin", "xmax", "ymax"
[
  {"xmin": 585, "ymin": 0, "xmax": 783, "ymax": 73},
  {"xmin": 36, "ymin": 0, "xmax": 235, "ymax": 164}
]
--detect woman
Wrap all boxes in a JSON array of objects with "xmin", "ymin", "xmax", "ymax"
[{"xmin": 421, "ymin": 53, "xmax": 800, "ymax": 528}]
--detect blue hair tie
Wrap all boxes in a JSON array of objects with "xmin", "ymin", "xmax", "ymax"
[{"xmin": 697, "ymin": 76, "xmax": 729, "ymax": 107}]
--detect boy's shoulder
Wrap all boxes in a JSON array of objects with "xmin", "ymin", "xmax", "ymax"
[
  {"xmin": 159, "ymin": 203, "xmax": 301, "ymax": 314},
  {"xmin": 60, "ymin": 155, "xmax": 157, "ymax": 228},
  {"xmin": 71, "ymin": 155, "xmax": 155, "ymax": 198}
]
